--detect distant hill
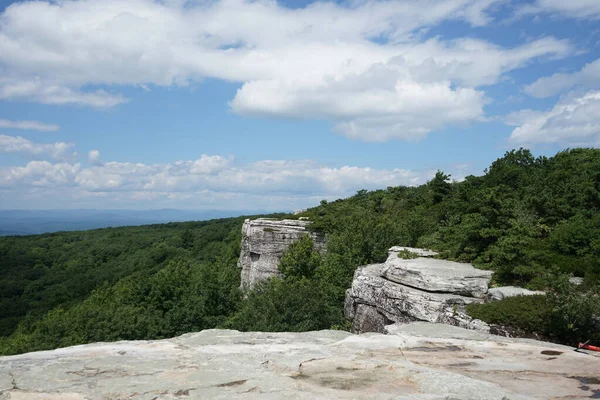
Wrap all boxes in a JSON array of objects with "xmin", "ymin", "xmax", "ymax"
[{"xmin": 0, "ymin": 209, "xmax": 273, "ymax": 236}]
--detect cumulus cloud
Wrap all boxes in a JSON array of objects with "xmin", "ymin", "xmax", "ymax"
[
  {"xmin": 0, "ymin": 119, "xmax": 60, "ymax": 132},
  {"xmin": 0, "ymin": 134, "xmax": 76, "ymax": 160},
  {"xmin": 88, "ymin": 150, "xmax": 103, "ymax": 166},
  {"xmin": 72, "ymin": 156, "xmax": 424, "ymax": 195},
  {"xmin": 0, "ymin": 161, "xmax": 81, "ymax": 187},
  {"xmin": 507, "ymin": 91, "xmax": 600, "ymax": 146},
  {"xmin": 0, "ymin": 153, "xmax": 439, "ymax": 208},
  {"xmin": 0, "ymin": 0, "xmax": 571, "ymax": 141},
  {"xmin": 525, "ymin": 58, "xmax": 600, "ymax": 98},
  {"xmin": 518, "ymin": 0, "xmax": 600, "ymax": 20}
]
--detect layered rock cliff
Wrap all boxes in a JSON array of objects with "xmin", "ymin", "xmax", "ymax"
[
  {"xmin": 238, "ymin": 218, "xmax": 326, "ymax": 289},
  {"xmin": 1, "ymin": 322, "xmax": 598, "ymax": 400},
  {"xmin": 345, "ymin": 247, "xmax": 493, "ymax": 334}
]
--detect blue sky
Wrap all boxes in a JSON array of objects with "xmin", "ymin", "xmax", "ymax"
[{"xmin": 0, "ymin": 0, "xmax": 599, "ymax": 210}]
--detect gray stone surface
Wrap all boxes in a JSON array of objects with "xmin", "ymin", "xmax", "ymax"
[
  {"xmin": 388, "ymin": 246, "xmax": 439, "ymax": 257},
  {"xmin": 382, "ymin": 252, "xmax": 493, "ymax": 298},
  {"xmin": 487, "ymin": 286, "xmax": 546, "ymax": 302},
  {"xmin": 1, "ymin": 324, "xmax": 598, "ymax": 400},
  {"xmin": 350, "ymin": 304, "xmax": 392, "ymax": 334},
  {"xmin": 382, "ymin": 253, "xmax": 492, "ymax": 297},
  {"xmin": 238, "ymin": 218, "xmax": 326, "ymax": 289},
  {"xmin": 345, "ymin": 264, "xmax": 489, "ymax": 333}
]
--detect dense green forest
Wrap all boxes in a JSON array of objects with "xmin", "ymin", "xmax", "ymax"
[{"xmin": 1, "ymin": 148, "xmax": 599, "ymax": 355}]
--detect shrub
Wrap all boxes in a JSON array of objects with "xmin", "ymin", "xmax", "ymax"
[
  {"xmin": 221, "ymin": 277, "xmax": 332, "ymax": 332},
  {"xmin": 546, "ymin": 276, "xmax": 600, "ymax": 345},
  {"xmin": 466, "ymin": 295, "xmax": 551, "ymax": 334},
  {"xmin": 278, "ymin": 235, "xmax": 322, "ymax": 279},
  {"xmin": 397, "ymin": 249, "xmax": 419, "ymax": 259}
]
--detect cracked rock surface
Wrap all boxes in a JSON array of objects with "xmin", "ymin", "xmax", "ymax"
[{"xmin": 1, "ymin": 323, "xmax": 599, "ymax": 399}]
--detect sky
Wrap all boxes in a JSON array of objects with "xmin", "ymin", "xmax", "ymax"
[{"xmin": 0, "ymin": 0, "xmax": 599, "ymax": 211}]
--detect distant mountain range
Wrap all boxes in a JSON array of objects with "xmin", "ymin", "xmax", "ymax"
[{"xmin": 0, "ymin": 209, "xmax": 274, "ymax": 236}]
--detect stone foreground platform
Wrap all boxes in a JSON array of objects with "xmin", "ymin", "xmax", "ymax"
[{"xmin": 1, "ymin": 323, "xmax": 599, "ymax": 400}]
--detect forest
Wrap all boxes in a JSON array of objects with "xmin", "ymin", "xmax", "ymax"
[{"xmin": 1, "ymin": 148, "xmax": 599, "ymax": 355}]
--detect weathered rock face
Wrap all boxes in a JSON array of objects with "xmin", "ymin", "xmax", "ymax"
[
  {"xmin": 345, "ymin": 248, "xmax": 493, "ymax": 334},
  {"xmin": 2, "ymin": 323, "xmax": 598, "ymax": 400},
  {"xmin": 487, "ymin": 286, "xmax": 546, "ymax": 302},
  {"xmin": 238, "ymin": 218, "xmax": 326, "ymax": 289}
]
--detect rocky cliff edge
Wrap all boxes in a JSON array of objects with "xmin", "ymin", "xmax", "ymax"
[
  {"xmin": 1, "ymin": 322, "xmax": 598, "ymax": 400},
  {"xmin": 238, "ymin": 218, "xmax": 326, "ymax": 289}
]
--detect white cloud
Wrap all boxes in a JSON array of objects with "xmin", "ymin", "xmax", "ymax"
[
  {"xmin": 519, "ymin": 0, "xmax": 600, "ymax": 20},
  {"xmin": 0, "ymin": 161, "xmax": 81, "ymax": 187},
  {"xmin": 0, "ymin": 0, "xmax": 571, "ymax": 141},
  {"xmin": 525, "ymin": 58, "xmax": 600, "ymax": 98},
  {"xmin": 0, "ymin": 78, "xmax": 128, "ymax": 108},
  {"xmin": 0, "ymin": 134, "xmax": 76, "ymax": 160},
  {"xmin": 88, "ymin": 150, "xmax": 103, "ymax": 166},
  {"xmin": 72, "ymin": 156, "xmax": 424, "ymax": 195},
  {"xmin": 0, "ymin": 153, "xmax": 440, "ymax": 208},
  {"xmin": 0, "ymin": 119, "xmax": 60, "ymax": 132},
  {"xmin": 507, "ymin": 90, "xmax": 600, "ymax": 146},
  {"xmin": 228, "ymin": 36, "xmax": 569, "ymax": 141}
]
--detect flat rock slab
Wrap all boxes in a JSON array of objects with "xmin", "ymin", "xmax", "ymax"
[
  {"xmin": 382, "ymin": 252, "xmax": 493, "ymax": 298},
  {"xmin": 388, "ymin": 247, "xmax": 439, "ymax": 257},
  {"xmin": 1, "ymin": 323, "xmax": 599, "ymax": 400}
]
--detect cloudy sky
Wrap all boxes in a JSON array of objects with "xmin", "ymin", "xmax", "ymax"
[{"xmin": 0, "ymin": 0, "xmax": 599, "ymax": 210}]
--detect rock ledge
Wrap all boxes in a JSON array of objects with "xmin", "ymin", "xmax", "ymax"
[
  {"xmin": 345, "ymin": 248, "xmax": 493, "ymax": 334},
  {"xmin": 1, "ymin": 323, "xmax": 598, "ymax": 400}
]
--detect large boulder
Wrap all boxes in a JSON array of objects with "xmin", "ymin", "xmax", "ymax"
[
  {"xmin": 345, "ymin": 248, "xmax": 493, "ymax": 334},
  {"xmin": 382, "ymin": 251, "xmax": 493, "ymax": 298},
  {"xmin": 2, "ymin": 323, "xmax": 598, "ymax": 400},
  {"xmin": 238, "ymin": 218, "xmax": 326, "ymax": 289}
]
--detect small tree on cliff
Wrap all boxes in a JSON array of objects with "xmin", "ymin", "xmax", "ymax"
[{"xmin": 278, "ymin": 235, "xmax": 322, "ymax": 280}]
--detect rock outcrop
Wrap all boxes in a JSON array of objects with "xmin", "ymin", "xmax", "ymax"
[
  {"xmin": 487, "ymin": 286, "xmax": 546, "ymax": 302},
  {"xmin": 2, "ymin": 322, "xmax": 598, "ymax": 400},
  {"xmin": 345, "ymin": 247, "xmax": 493, "ymax": 334},
  {"xmin": 383, "ymin": 250, "xmax": 493, "ymax": 298},
  {"xmin": 238, "ymin": 218, "xmax": 326, "ymax": 289}
]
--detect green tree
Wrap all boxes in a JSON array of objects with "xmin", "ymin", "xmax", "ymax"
[
  {"xmin": 278, "ymin": 235, "xmax": 322, "ymax": 279},
  {"xmin": 222, "ymin": 277, "xmax": 332, "ymax": 332},
  {"xmin": 428, "ymin": 171, "xmax": 452, "ymax": 204},
  {"xmin": 179, "ymin": 229, "xmax": 195, "ymax": 250}
]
